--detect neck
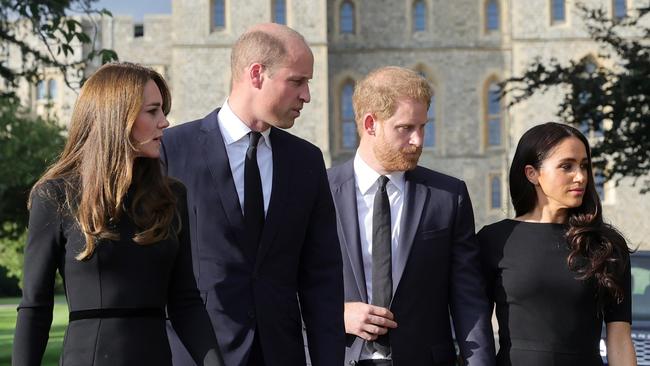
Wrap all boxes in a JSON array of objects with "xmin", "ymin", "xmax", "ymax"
[
  {"xmin": 358, "ymin": 141, "xmax": 390, "ymax": 176},
  {"xmin": 227, "ymin": 91, "xmax": 271, "ymax": 132},
  {"xmin": 518, "ymin": 204, "xmax": 568, "ymax": 224}
]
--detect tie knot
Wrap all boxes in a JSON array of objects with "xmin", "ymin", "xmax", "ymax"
[
  {"xmin": 377, "ymin": 175, "xmax": 389, "ymax": 192},
  {"xmin": 249, "ymin": 131, "xmax": 262, "ymax": 148}
]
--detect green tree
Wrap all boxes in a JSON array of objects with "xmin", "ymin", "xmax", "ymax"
[
  {"xmin": 1, "ymin": 0, "xmax": 117, "ymax": 97},
  {"xmin": 0, "ymin": 96, "xmax": 65, "ymax": 287},
  {"xmin": 502, "ymin": 5, "xmax": 650, "ymax": 192}
]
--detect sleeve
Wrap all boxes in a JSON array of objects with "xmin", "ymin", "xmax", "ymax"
[
  {"xmin": 604, "ymin": 256, "xmax": 632, "ymax": 324},
  {"xmin": 166, "ymin": 183, "xmax": 225, "ymax": 366},
  {"xmin": 12, "ymin": 183, "xmax": 63, "ymax": 366},
  {"xmin": 297, "ymin": 152, "xmax": 346, "ymax": 366},
  {"xmin": 476, "ymin": 226, "xmax": 497, "ymax": 305},
  {"xmin": 449, "ymin": 182, "xmax": 496, "ymax": 366}
]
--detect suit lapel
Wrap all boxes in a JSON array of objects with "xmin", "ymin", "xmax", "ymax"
[
  {"xmin": 332, "ymin": 162, "xmax": 368, "ymax": 303},
  {"xmin": 199, "ymin": 111, "xmax": 248, "ymax": 253},
  {"xmin": 254, "ymin": 128, "xmax": 289, "ymax": 272},
  {"xmin": 392, "ymin": 170, "xmax": 427, "ymax": 297}
]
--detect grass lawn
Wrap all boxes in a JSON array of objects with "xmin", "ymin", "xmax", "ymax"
[{"xmin": 0, "ymin": 296, "xmax": 68, "ymax": 365}]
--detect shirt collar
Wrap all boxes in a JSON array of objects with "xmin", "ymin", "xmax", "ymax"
[
  {"xmin": 218, "ymin": 99, "xmax": 272, "ymax": 149},
  {"xmin": 353, "ymin": 152, "xmax": 405, "ymax": 195}
]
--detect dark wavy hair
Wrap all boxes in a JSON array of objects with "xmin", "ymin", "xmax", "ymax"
[{"xmin": 509, "ymin": 122, "xmax": 631, "ymax": 306}]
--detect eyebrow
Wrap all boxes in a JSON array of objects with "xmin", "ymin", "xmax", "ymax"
[
  {"xmin": 557, "ymin": 157, "xmax": 589, "ymax": 163},
  {"xmin": 144, "ymin": 102, "xmax": 162, "ymax": 107}
]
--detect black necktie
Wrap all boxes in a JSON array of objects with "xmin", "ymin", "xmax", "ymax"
[
  {"xmin": 244, "ymin": 131, "xmax": 264, "ymax": 249},
  {"xmin": 372, "ymin": 175, "xmax": 392, "ymax": 354}
]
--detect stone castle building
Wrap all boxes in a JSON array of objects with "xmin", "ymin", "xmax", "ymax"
[{"xmin": 11, "ymin": 0, "xmax": 650, "ymax": 247}]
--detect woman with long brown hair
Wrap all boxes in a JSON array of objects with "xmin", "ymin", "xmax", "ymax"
[
  {"xmin": 479, "ymin": 122, "xmax": 636, "ymax": 366},
  {"xmin": 12, "ymin": 63, "xmax": 223, "ymax": 366}
]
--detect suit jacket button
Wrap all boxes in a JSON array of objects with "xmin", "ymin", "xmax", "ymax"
[{"xmin": 348, "ymin": 361, "xmax": 357, "ymax": 365}]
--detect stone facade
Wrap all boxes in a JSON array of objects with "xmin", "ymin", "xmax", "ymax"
[{"xmin": 10, "ymin": 0, "xmax": 649, "ymax": 247}]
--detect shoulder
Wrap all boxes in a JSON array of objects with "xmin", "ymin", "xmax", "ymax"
[
  {"xmin": 408, "ymin": 165, "xmax": 468, "ymax": 194},
  {"xmin": 327, "ymin": 159, "xmax": 354, "ymax": 187},
  {"xmin": 477, "ymin": 219, "xmax": 517, "ymax": 246},
  {"xmin": 166, "ymin": 177, "xmax": 188, "ymax": 201},
  {"xmin": 271, "ymin": 128, "xmax": 322, "ymax": 157}
]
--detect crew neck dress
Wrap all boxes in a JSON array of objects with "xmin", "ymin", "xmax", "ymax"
[
  {"xmin": 12, "ymin": 179, "xmax": 221, "ymax": 366},
  {"xmin": 478, "ymin": 219, "xmax": 631, "ymax": 366}
]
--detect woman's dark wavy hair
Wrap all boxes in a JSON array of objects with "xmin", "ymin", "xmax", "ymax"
[{"xmin": 509, "ymin": 122, "xmax": 631, "ymax": 306}]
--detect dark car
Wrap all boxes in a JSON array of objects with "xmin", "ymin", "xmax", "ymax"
[{"xmin": 601, "ymin": 250, "xmax": 650, "ymax": 365}]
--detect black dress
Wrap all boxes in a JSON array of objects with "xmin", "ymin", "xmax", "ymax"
[
  {"xmin": 12, "ymin": 179, "xmax": 222, "ymax": 366},
  {"xmin": 478, "ymin": 219, "xmax": 631, "ymax": 366}
]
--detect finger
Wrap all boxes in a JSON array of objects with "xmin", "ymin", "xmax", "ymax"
[
  {"xmin": 361, "ymin": 323, "xmax": 388, "ymax": 335},
  {"xmin": 368, "ymin": 314, "xmax": 398, "ymax": 329},
  {"xmin": 368, "ymin": 305, "xmax": 394, "ymax": 320}
]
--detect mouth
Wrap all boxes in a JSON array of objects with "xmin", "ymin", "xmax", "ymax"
[{"xmin": 569, "ymin": 188, "xmax": 585, "ymax": 195}]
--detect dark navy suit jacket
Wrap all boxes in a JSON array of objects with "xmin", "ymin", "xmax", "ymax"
[
  {"xmin": 328, "ymin": 160, "xmax": 495, "ymax": 366},
  {"xmin": 161, "ymin": 108, "xmax": 345, "ymax": 366}
]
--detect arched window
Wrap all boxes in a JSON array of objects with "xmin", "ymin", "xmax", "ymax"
[
  {"xmin": 341, "ymin": 81, "xmax": 357, "ymax": 149},
  {"xmin": 486, "ymin": 81, "xmax": 501, "ymax": 146},
  {"xmin": 551, "ymin": 0, "xmax": 565, "ymax": 23},
  {"xmin": 273, "ymin": 0, "xmax": 286, "ymax": 24},
  {"xmin": 36, "ymin": 80, "xmax": 46, "ymax": 100},
  {"xmin": 340, "ymin": 1, "xmax": 355, "ymax": 34},
  {"xmin": 424, "ymin": 93, "xmax": 435, "ymax": 147},
  {"xmin": 613, "ymin": 0, "xmax": 627, "ymax": 19},
  {"xmin": 212, "ymin": 0, "xmax": 226, "ymax": 30},
  {"xmin": 486, "ymin": 0, "xmax": 499, "ymax": 31},
  {"xmin": 413, "ymin": 0, "xmax": 426, "ymax": 32},
  {"xmin": 490, "ymin": 175, "xmax": 502, "ymax": 209},
  {"xmin": 47, "ymin": 79, "xmax": 57, "ymax": 99}
]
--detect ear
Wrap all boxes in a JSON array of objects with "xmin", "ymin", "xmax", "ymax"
[
  {"xmin": 524, "ymin": 165, "xmax": 539, "ymax": 186},
  {"xmin": 249, "ymin": 63, "xmax": 264, "ymax": 89},
  {"xmin": 362, "ymin": 113, "xmax": 377, "ymax": 136}
]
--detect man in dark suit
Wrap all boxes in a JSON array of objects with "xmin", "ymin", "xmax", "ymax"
[
  {"xmin": 161, "ymin": 23, "xmax": 344, "ymax": 366},
  {"xmin": 328, "ymin": 66, "xmax": 495, "ymax": 366}
]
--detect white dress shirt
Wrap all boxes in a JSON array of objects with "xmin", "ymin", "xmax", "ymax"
[
  {"xmin": 353, "ymin": 152, "xmax": 405, "ymax": 360},
  {"xmin": 217, "ymin": 100, "xmax": 273, "ymax": 215}
]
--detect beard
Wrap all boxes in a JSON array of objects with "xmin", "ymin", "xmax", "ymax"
[{"xmin": 373, "ymin": 139, "xmax": 422, "ymax": 172}]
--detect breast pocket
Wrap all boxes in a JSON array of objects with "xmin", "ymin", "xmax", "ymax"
[{"xmin": 419, "ymin": 228, "xmax": 450, "ymax": 241}]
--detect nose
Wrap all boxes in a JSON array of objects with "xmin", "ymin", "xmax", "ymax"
[
  {"xmin": 410, "ymin": 128, "xmax": 424, "ymax": 147},
  {"xmin": 574, "ymin": 168, "xmax": 586, "ymax": 184},
  {"xmin": 300, "ymin": 84, "xmax": 311, "ymax": 104},
  {"xmin": 159, "ymin": 116, "xmax": 170, "ymax": 129}
]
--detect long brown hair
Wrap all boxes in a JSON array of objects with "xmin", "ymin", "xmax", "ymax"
[
  {"xmin": 31, "ymin": 62, "xmax": 176, "ymax": 260},
  {"xmin": 509, "ymin": 122, "xmax": 631, "ymax": 306}
]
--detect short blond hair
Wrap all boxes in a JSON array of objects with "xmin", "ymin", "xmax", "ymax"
[
  {"xmin": 231, "ymin": 24, "xmax": 306, "ymax": 81},
  {"xmin": 352, "ymin": 66, "xmax": 432, "ymax": 132}
]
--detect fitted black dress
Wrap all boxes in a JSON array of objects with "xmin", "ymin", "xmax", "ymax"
[
  {"xmin": 478, "ymin": 219, "xmax": 631, "ymax": 366},
  {"xmin": 12, "ymin": 179, "xmax": 221, "ymax": 366}
]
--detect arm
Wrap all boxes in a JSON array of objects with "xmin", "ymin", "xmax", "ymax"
[
  {"xmin": 298, "ymin": 155, "xmax": 345, "ymax": 366},
  {"xmin": 449, "ymin": 182, "xmax": 496, "ymax": 366},
  {"xmin": 12, "ymin": 184, "xmax": 63, "ymax": 366},
  {"xmin": 606, "ymin": 322, "xmax": 636, "ymax": 366},
  {"xmin": 167, "ymin": 184, "xmax": 224, "ymax": 366}
]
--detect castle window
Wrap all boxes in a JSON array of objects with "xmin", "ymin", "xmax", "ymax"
[
  {"xmin": 341, "ymin": 81, "xmax": 357, "ymax": 149},
  {"xmin": 486, "ymin": 0, "xmax": 499, "ymax": 31},
  {"xmin": 613, "ymin": 0, "xmax": 627, "ymax": 19},
  {"xmin": 273, "ymin": 0, "xmax": 286, "ymax": 24},
  {"xmin": 47, "ymin": 80, "xmax": 57, "ymax": 99},
  {"xmin": 134, "ymin": 24, "xmax": 144, "ymax": 38},
  {"xmin": 36, "ymin": 81, "xmax": 46, "ymax": 100},
  {"xmin": 551, "ymin": 0, "xmax": 566, "ymax": 23},
  {"xmin": 212, "ymin": 0, "xmax": 226, "ymax": 30},
  {"xmin": 424, "ymin": 93, "xmax": 435, "ymax": 147},
  {"xmin": 340, "ymin": 1, "xmax": 355, "ymax": 34},
  {"xmin": 490, "ymin": 175, "xmax": 502, "ymax": 209},
  {"xmin": 413, "ymin": 0, "xmax": 426, "ymax": 32},
  {"xmin": 486, "ymin": 81, "xmax": 502, "ymax": 147}
]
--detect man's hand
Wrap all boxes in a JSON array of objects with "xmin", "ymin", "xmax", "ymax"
[{"xmin": 344, "ymin": 302, "xmax": 398, "ymax": 341}]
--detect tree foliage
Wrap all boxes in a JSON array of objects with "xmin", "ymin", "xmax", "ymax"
[
  {"xmin": 0, "ymin": 0, "xmax": 118, "ymax": 97},
  {"xmin": 0, "ymin": 96, "xmax": 65, "ymax": 286},
  {"xmin": 502, "ymin": 4, "xmax": 650, "ymax": 192}
]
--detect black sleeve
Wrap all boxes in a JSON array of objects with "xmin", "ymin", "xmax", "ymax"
[
  {"xmin": 12, "ymin": 183, "xmax": 64, "ymax": 366},
  {"xmin": 477, "ymin": 226, "xmax": 497, "ymax": 305},
  {"xmin": 604, "ymin": 256, "xmax": 632, "ymax": 324},
  {"xmin": 166, "ymin": 183, "xmax": 225, "ymax": 366}
]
